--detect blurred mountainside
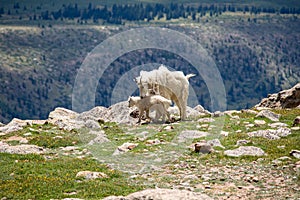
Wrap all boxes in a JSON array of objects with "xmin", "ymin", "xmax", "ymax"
[{"xmin": 0, "ymin": 1, "xmax": 300, "ymax": 123}]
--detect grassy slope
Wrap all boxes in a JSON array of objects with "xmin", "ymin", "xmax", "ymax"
[{"xmin": 0, "ymin": 109, "xmax": 299, "ymax": 199}]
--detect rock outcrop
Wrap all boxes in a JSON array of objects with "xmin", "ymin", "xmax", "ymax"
[{"xmin": 255, "ymin": 83, "xmax": 300, "ymax": 109}]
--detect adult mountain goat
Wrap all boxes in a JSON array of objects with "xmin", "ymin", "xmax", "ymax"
[{"xmin": 135, "ymin": 65, "xmax": 195, "ymax": 120}]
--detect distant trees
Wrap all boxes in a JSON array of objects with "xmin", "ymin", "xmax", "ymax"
[{"xmin": 4, "ymin": 1, "xmax": 298, "ymax": 24}]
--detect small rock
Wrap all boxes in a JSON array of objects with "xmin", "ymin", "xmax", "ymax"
[
  {"xmin": 277, "ymin": 145, "xmax": 285, "ymax": 149},
  {"xmin": 293, "ymin": 116, "xmax": 300, "ymax": 126},
  {"xmin": 76, "ymin": 171, "xmax": 108, "ymax": 180},
  {"xmin": 273, "ymin": 156, "xmax": 292, "ymax": 163},
  {"xmin": 113, "ymin": 142, "xmax": 138, "ymax": 155},
  {"xmin": 224, "ymin": 146, "xmax": 265, "ymax": 157},
  {"xmin": 146, "ymin": 139, "xmax": 161, "ymax": 145},
  {"xmin": 245, "ymin": 124, "xmax": 255, "ymax": 128},
  {"xmin": 53, "ymin": 136, "xmax": 64, "ymax": 139},
  {"xmin": 194, "ymin": 141, "xmax": 213, "ymax": 154},
  {"xmin": 220, "ymin": 131, "xmax": 229, "ymax": 137},
  {"xmin": 252, "ymin": 177, "xmax": 259, "ymax": 182},
  {"xmin": 23, "ymin": 132, "xmax": 32, "ymax": 137},
  {"xmin": 197, "ymin": 118, "xmax": 215, "ymax": 123},
  {"xmin": 290, "ymin": 150, "xmax": 300, "ymax": 159},
  {"xmin": 291, "ymin": 127, "xmax": 300, "ymax": 131},
  {"xmin": 254, "ymin": 120, "xmax": 266, "ymax": 126},
  {"xmin": 269, "ymin": 122, "xmax": 288, "ymax": 128},
  {"xmin": 256, "ymin": 110, "xmax": 280, "ymax": 122}
]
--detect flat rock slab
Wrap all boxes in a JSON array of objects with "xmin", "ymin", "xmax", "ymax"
[
  {"xmin": 247, "ymin": 128, "xmax": 291, "ymax": 140},
  {"xmin": 256, "ymin": 110, "xmax": 280, "ymax": 122},
  {"xmin": 177, "ymin": 130, "xmax": 209, "ymax": 143},
  {"xmin": 103, "ymin": 188, "xmax": 212, "ymax": 200},
  {"xmin": 0, "ymin": 141, "xmax": 46, "ymax": 154},
  {"xmin": 224, "ymin": 146, "xmax": 265, "ymax": 157}
]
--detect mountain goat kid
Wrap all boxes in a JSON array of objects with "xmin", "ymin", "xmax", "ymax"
[
  {"xmin": 128, "ymin": 95, "xmax": 172, "ymax": 123},
  {"xmin": 135, "ymin": 65, "xmax": 195, "ymax": 120}
]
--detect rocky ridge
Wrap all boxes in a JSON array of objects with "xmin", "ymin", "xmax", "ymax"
[{"xmin": 255, "ymin": 83, "xmax": 300, "ymax": 109}]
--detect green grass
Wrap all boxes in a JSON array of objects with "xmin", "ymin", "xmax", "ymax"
[
  {"xmin": 0, "ymin": 153, "xmax": 144, "ymax": 199},
  {"xmin": 0, "ymin": 123, "xmax": 82, "ymax": 149}
]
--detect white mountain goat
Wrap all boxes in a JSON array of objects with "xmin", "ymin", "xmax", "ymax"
[
  {"xmin": 135, "ymin": 65, "xmax": 195, "ymax": 120},
  {"xmin": 128, "ymin": 95, "xmax": 172, "ymax": 123}
]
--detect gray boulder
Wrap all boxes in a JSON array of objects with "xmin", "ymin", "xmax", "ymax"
[
  {"xmin": 77, "ymin": 106, "xmax": 107, "ymax": 122},
  {"xmin": 0, "ymin": 141, "xmax": 46, "ymax": 154},
  {"xmin": 103, "ymin": 188, "xmax": 212, "ymax": 200},
  {"xmin": 224, "ymin": 146, "xmax": 265, "ymax": 157},
  {"xmin": 256, "ymin": 110, "xmax": 280, "ymax": 122},
  {"xmin": 247, "ymin": 128, "xmax": 291, "ymax": 140},
  {"xmin": 102, "ymin": 101, "xmax": 137, "ymax": 125},
  {"xmin": 48, "ymin": 107, "xmax": 83, "ymax": 130}
]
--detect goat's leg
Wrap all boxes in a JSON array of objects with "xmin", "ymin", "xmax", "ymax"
[
  {"xmin": 173, "ymin": 99, "xmax": 183, "ymax": 120},
  {"xmin": 145, "ymin": 109, "xmax": 150, "ymax": 119},
  {"xmin": 138, "ymin": 109, "xmax": 144, "ymax": 123}
]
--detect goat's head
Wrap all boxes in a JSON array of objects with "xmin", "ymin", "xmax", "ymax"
[{"xmin": 134, "ymin": 75, "xmax": 149, "ymax": 98}]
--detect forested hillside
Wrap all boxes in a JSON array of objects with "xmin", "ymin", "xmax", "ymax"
[{"xmin": 0, "ymin": 1, "xmax": 300, "ymax": 123}]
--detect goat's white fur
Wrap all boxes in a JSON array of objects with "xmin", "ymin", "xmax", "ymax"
[
  {"xmin": 128, "ymin": 95, "xmax": 172, "ymax": 123},
  {"xmin": 135, "ymin": 65, "xmax": 195, "ymax": 120}
]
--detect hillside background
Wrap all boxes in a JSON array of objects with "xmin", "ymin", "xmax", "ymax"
[{"xmin": 0, "ymin": 0, "xmax": 300, "ymax": 123}]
